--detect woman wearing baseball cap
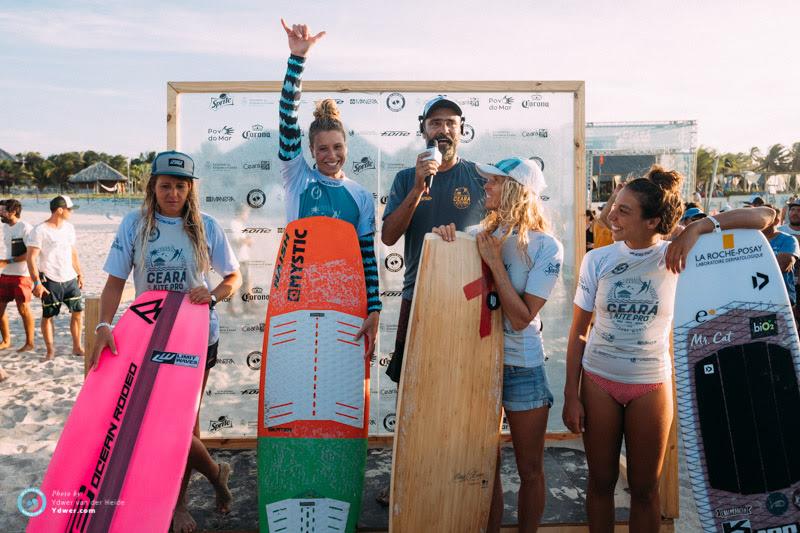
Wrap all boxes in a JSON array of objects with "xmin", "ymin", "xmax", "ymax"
[
  {"xmin": 90, "ymin": 150, "xmax": 242, "ymax": 532},
  {"xmin": 433, "ymin": 157, "xmax": 563, "ymax": 532},
  {"xmin": 277, "ymin": 19, "xmax": 381, "ymax": 356}
]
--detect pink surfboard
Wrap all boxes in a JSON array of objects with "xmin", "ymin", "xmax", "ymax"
[{"xmin": 27, "ymin": 290, "xmax": 209, "ymax": 532}]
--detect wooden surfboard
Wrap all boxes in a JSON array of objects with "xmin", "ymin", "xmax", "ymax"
[
  {"xmin": 28, "ymin": 290, "xmax": 209, "ymax": 532},
  {"xmin": 257, "ymin": 216, "xmax": 369, "ymax": 533},
  {"xmin": 674, "ymin": 229, "xmax": 800, "ymax": 532},
  {"xmin": 389, "ymin": 232, "xmax": 504, "ymax": 532}
]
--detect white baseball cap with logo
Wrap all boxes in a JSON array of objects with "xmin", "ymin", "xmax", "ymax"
[
  {"xmin": 151, "ymin": 150, "xmax": 197, "ymax": 179},
  {"xmin": 476, "ymin": 157, "xmax": 547, "ymax": 194}
]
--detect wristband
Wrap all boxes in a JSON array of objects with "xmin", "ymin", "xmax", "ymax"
[
  {"xmin": 95, "ymin": 322, "xmax": 113, "ymax": 333},
  {"xmin": 705, "ymin": 215, "xmax": 721, "ymax": 233},
  {"xmin": 32, "ymin": 280, "xmax": 40, "ymax": 287}
]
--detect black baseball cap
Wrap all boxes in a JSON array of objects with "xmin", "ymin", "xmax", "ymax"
[
  {"xmin": 50, "ymin": 195, "xmax": 78, "ymax": 211},
  {"xmin": 151, "ymin": 150, "xmax": 197, "ymax": 179}
]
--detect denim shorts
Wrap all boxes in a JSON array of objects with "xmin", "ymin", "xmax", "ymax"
[{"xmin": 502, "ymin": 364, "xmax": 554, "ymax": 412}]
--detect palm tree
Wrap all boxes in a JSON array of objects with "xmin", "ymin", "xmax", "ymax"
[
  {"xmin": 789, "ymin": 142, "xmax": 800, "ymax": 172},
  {"xmin": 761, "ymin": 144, "xmax": 791, "ymax": 173}
]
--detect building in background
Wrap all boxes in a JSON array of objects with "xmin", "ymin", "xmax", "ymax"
[{"xmin": 586, "ymin": 121, "xmax": 698, "ymax": 203}]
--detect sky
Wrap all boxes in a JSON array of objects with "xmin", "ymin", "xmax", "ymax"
[{"xmin": 0, "ymin": 0, "xmax": 796, "ymax": 157}]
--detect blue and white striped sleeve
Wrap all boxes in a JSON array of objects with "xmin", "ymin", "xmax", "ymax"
[{"xmin": 278, "ymin": 54, "xmax": 305, "ymax": 162}]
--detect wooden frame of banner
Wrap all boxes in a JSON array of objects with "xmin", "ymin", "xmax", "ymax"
[{"xmin": 87, "ymin": 79, "xmax": 677, "ymax": 531}]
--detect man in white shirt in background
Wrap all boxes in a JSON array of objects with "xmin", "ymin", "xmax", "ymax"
[
  {"xmin": 0, "ymin": 199, "xmax": 35, "ymax": 352},
  {"xmin": 779, "ymin": 199, "xmax": 800, "ymax": 324},
  {"xmin": 25, "ymin": 195, "xmax": 84, "ymax": 359}
]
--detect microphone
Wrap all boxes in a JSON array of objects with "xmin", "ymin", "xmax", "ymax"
[{"xmin": 424, "ymin": 139, "xmax": 442, "ymax": 190}]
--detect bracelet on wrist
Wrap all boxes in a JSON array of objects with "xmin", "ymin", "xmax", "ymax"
[{"xmin": 95, "ymin": 322, "xmax": 113, "ymax": 333}]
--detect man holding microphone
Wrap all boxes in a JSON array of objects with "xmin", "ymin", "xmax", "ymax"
[{"xmin": 381, "ymin": 96, "xmax": 486, "ymax": 383}]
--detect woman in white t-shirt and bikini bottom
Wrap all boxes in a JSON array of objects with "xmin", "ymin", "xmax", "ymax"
[
  {"xmin": 434, "ymin": 157, "xmax": 563, "ymax": 532},
  {"xmin": 89, "ymin": 151, "xmax": 242, "ymax": 533},
  {"xmin": 562, "ymin": 166, "xmax": 772, "ymax": 532}
]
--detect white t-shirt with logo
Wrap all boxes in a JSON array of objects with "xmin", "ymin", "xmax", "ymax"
[
  {"xmin": 574, "ymin": 240, "xmax": 677, "ymax": 383},
  {"xmin": 103, "ymin": 211, "xmax": 239, "ymax": 345},
  {"xmin": 3, "ymin": 220, "xmax": 32, "ymax": 277},
  {"xmin": 468, "ymin": 226, "xmax": 563, "ymax": 367},
  {"xmin": 25, "ymin": 222, "xmax": 77, "ymax": 282}
]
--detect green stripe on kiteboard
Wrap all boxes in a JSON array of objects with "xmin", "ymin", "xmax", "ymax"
[{"xmin": 258, "ymin": 437, "xmax": 367, "ymax": 533}]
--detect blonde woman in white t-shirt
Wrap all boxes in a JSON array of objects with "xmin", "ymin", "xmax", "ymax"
[
  {"xmin": 434, "ymin": 157, "xmax": 562, "ymax": 533},
  {"xmin": 563, "ymin": 166, "xmax": 773, "ymax": 532}
]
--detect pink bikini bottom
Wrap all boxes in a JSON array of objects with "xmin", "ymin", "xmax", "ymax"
[{"xmin": 584, "ymin": 370, "xmax": 663, "ymax": 406}]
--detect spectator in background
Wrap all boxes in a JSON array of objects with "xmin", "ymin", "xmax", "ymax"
[
  {"xmin": 0, "ymin": 199, "xmax": 35, "ymax": 351},
  {"xmin": 586, "ymin": 209, "xmax": 595, "ymax": 251},
  {"xmin": 744, "ymin": 195, "xmax": 765, "ymax": 207},
  {"xmin": 26, "ymin": 195, "xmax": 84, "ymax": 359},
  {"xmin": 778, "ymin": 199, "xmax": 800, "ymax": 322},
  {"xmin": 763, "ymin": 204, "xmax": 800, "ymax": 305},
  {"xmin": 679, "ymin": 207, "xmax": 707, "ymax": 225}
]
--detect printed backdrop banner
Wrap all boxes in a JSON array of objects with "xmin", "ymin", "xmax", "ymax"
[{"xmin": 174, "ymin": 88, "xmax": 580, "ymax": 438}]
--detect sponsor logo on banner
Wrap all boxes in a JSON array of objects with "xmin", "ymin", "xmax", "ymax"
[
  {"xmin": 243, "ymin": 160, "xmax": 271, "ymax": 171},
  {"xmin": 488, "ymin": 95, "xmax": 514, "ymax": 111},
  {"xmin": 204, "ymin": 161, "xmax": 237, "ymax": 172},
  {"xmin": 208, "ymin": 416, "xmax": 233, "ymax": 432},
  {"xmin": 750, "ymin": 314, "xmax": 779, "ymax": 339},
  {"xmin": 242, "ymin": 227, "xmax": 271, "ymax": 234},
  {"xmin": 246, "ymin": 350, "xmax": 261, "ymax": 370},
  {"xmin": 459, "ymin": 96, "xmax": 480, "ymax": 107},
  {"xmin": 381, "ymin": 130, "xmax": 411, "ymax": 137},
  {"xmin": 208, "ymin": 126, "xmax": 234, "ymax": 142},
  {"xmin": 491, "ymin": 130, "xmax": 517, "ymax": 138},
  {"xmin": 205, "ymin": 195, "xmax": 235, "ymax": 203},
  {"xmin": 241, "ymin": 96, "xmax": 272, "ymax": 107},
  {"xmin": 522, "ymin": 94, "xmax": 550, "ymax": 108},
  {"xmin": 461, "ymin": 124, "xmax": 475, "ymax": 143},
  {"xmin": 376, "ymin": 352, "xmax": 393, "ymax": 367},
  {"xmin": 219, "ymin": 325, "xmax": 236, "ymax": 334},
  {"xmin": 247, "ymin": 189, "xmax": 266, "ymax": 208},
  {"xmin": 217, "ymin": 358, "xmax": 235, "ymax": 365},
  {"xmin": 385, "ymin": 253, "xmax": 404, "ymax": 272},
  {"xmin": 210, "ymin": 93, "xmax": 233, "ymax": 110},
  {"xmin": 453, "ymin": 187, "xmax": 471, "ymax": 209},
  {"xmin": 350, "ymin": 97, "xmax": 378, "ymax": 105},
  {"xmin": 386, "ymin": 92, "xmax": 406, "ymax": 112},
  {"xmin": 241, "ymin": 388, "xmax": 259, "ymax": 395},
  {"xmin": 380, "ymin": 290, "xmax": 402, "ymax": 298},
  {"xmin": 242, "ymin": 322, "xmax": 266, "ymax": 333},
  {"xmin": 242, "ymin": 124, "xmax": 271, "ymax": 139},
  {"xmin": 380, "ymin": 195, "xmax": 389, "ymax": 205},
  {"xmin": 522, "ymin": 129, "xmax": 549, "ymax": 138},
  {"xmin": 150, "ymin": 350, "xmax": 200, "ymax": 368},
  {"xmin": 383, "ymin": 413, "xmax": 396, "ymax": 432},
  {"xmin": 353, "ymin": 156, "xmax": 376, "ymax": 174},
  {"xmin": 243, "ymin": 286, "xmax": 269, "ymax": 302},
  {"xmin": 314, "ymin": 98, "xmax": 344, "ymax": 105}
]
